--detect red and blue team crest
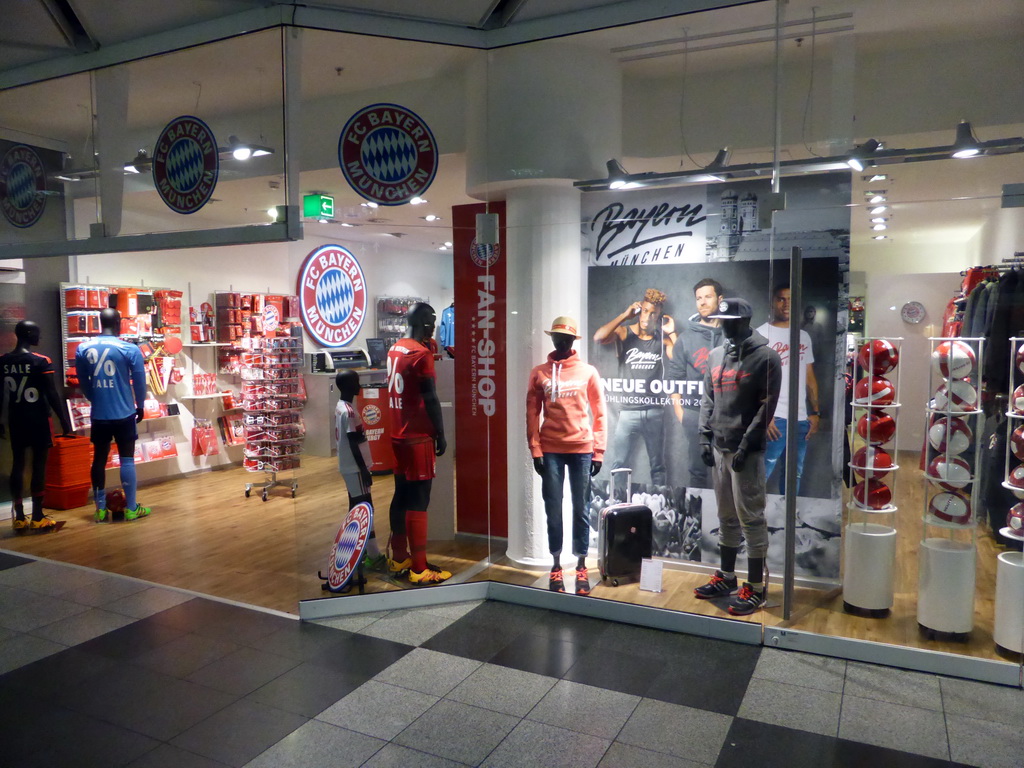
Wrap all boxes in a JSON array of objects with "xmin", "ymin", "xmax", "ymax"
[
  {"xmin": 469, "ymin": 238, "xmax": 501, "ymax": 269},
  {"xmin": 0, "ymin": 145, "xmax": 46, "ymax": 228},
  {"xmin": 262, "ymin": 304, "xmax": 280, "ymax": 333},
  {"xmin": 297, "ymin": 244, "xmax": 367, "ymax": 347},
  {"xmin": 152, "ymin": 116, "xmax": 219, "ymax": 214},
  {"xmin": 324, "ymin": 501, "xmax": 373, "ymax": 592},
  {"xmin": 338, "ymin": 103, "xmax": 437, "ymax": 206},
  {"xmin": 361, "ymin": 404, "xmax": 382, "ymax": 426}
]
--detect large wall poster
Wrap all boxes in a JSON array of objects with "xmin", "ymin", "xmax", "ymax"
[{"xmin": 583, "ymin": 174, "xmax": 850, "ymax": 582}]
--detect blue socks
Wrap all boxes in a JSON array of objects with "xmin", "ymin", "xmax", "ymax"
[
  {"xmin": 120, "ymin": 457, "xmax": 137, "ymax": 510},
  {"xmin": 95, "ymin": 487, "xmax": 106, "ymax": 511}
]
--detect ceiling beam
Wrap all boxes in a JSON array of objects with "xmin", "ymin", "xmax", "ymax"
[{"xmin": 40, "ymin": 0, "xmax": 98, "ymax": 53}]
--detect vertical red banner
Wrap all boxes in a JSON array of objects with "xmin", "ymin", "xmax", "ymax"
[{"xmin": 453, "ymin": 202, "xmax": 508, "ymax": 537}]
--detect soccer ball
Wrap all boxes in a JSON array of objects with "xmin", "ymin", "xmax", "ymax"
[
  {"xmin": 1012, "ymin": 425, "xmax": 1024, "ymax": 461},
  {"xmin": 853, "ymin": 479, "xmax": 892, "ymax": 510},
  {"xmin": 931, "ymin": 380, "xmax": 978, "ymax": 413},
  {"xmin": 856, "ymin": 412, "xmax": 896, "ymax": 445},
  {"xmin": 1007, "ymin": 504, "xmax": 1024, "ymax": 534},
  {"xmin": 106, "ymin": 488, "xmax": 126, "ymax": 514},
  {"xmin": 931, "ymin": 340, "xmax": 976, "ymax": 380},
  {"xmin": 1008, "ymin": 464, "xmax": 1024, "ymax": 489},
  {"xmin": 851, "ymin": 446, "xmax": 894, "ymax": 480},
  {"xmin": 1012, "ymin": 385, "xmax": 1024, "ymax": 415},
  {"xmin": 1016, "ymin": 343, "xmax": 1024, "ymax": 376},
  {"xmin": 928, "ymin": 416, "xmax": 973, "ymax": 455},
  {"xmin": 929, "ymin": 491, "xmax": 971, "ymax": 524},
  {"xmin": 854, "ymin": 376, "xmax": 896, "ymax": 407},
  {"xmin": 858, "ymin": 339, "xmax": 899, "ymax": 375},
  {"xmin": 926, "ymin": 455, "xmax": 972, "ymax": 491}
]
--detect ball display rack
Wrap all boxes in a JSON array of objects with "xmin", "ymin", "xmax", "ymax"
[
  {"xmin": 917, "ymin": 337, "xmax": 984, "ymax": 638},
  {"xmin": 844, "ymin": 337, "xmax": 903, "ymax": 616},
  {"xmin": 994, "ymin": 337, "xmax": 1024, "ymax": 654}
]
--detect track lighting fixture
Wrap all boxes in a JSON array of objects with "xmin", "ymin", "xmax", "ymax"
[
  {"xmin": 846, "ymin": 139, "xmax": 881, "ymax": 171},
  {"xmin": 223, "ymin": 135, "xmax": 273, "ymax": 161},
  {"xmin": 704, "ymin": 148, "xmax": 732, "ymax": 181},
  {"xmin": 951, "ymin": 120, "xmax": 981, "ymax": 158},
  {"xmin": 606, "ymin": 159, "xmax": 630, "ymax": 189},
  {"xmin": 123, "ymin": 149, "xmax": 150, "ymax": 174}
]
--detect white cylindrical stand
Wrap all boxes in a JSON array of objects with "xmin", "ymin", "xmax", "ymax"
[
  {"xmin": 993, "ymin": 546, "xmax": 1024, "ymax": 653},
  {"xmin": 918, "ymin": 538, "xmax": 976, "ymax": 634},
  {"xmin": 843, "ymin": 523, "xmax": 897, "ymax": 610}
]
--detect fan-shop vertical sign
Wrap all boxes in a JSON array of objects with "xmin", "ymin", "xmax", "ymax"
[{"xmin": 453, "ymin": 203, "xmax": 507, "ymax": 537}]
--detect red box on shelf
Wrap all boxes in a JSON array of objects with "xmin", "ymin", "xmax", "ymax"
[{"xmin": 43, "ymin": 482, "xmax": 90, "ymax": 510}]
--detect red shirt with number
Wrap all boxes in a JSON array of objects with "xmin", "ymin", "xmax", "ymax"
[{"xmin": 387, "ymin": 338, "xmax": 436, "ymax": 442}]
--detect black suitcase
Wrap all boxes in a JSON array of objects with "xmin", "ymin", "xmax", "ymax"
[{"xmin": 598, "ymin": 468, "xmax": 653, "ymax": 586}]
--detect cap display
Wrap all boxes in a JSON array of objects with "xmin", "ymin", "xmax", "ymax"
[
  {"xmin": 544, "ymin": 316, "xmax": 581, "ymax": 339},
  {"xmin": 708, "ymin": 297, "xmax": 753, "ymax": 320}
]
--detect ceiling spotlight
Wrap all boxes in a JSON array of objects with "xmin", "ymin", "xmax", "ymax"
[
  {"xmin": 409, "ymin": 197, "xmax": 428, "ymax": 205},
  {"xmin": 868, "ymin": 174, "xmax": 888, "ymax": 182},
  {"xmin": 606, "ymin": 158, "xmax": 629, "ymax": 190},
  {"xmin": 871, "ymin": 217, "xmax": 888, "ymax": 224},
  {"xmin": 869, "ymin": 195, "xmax": 886, "ymax": 204},
  {"xmin": 870, "ymin": 205, "xmax": 887, "ymax": 214},
  {"xmin": 223, "ymin": 135, "xmax": 273, "ymax": 161},
  {"xmin": 267, "ymin": 205, "xmax": 286, "ymax": 222},
  {"xmin": 952, "ymin": 120, "xmax": 981, "ymax": 158},
  {"xmin": 873, "ymin": 235, "xmax": 888, "ymax": 240},
  {"xmin": 422, "ymin": 214, "xmax": 441, "ymax": 222},
  {"xmin": 438, "ymin": 246, "xmax": 448, "ymax": 250},
  {"xmin": 444, "ymin": 241, "xmax": 452, "ymax": 247},
  {"xmin": 704, "ymin": 147, "xmax": 732, "ymax": 181},
  {"xmin": 361, "ymin": 202, "xmax": 379, "ymax": 209},
  {"xmin": 846, "ymin": 139, "xmax": 881, "ymax": 171},
  {"xmin": 123, "ymin": 149, "xmax": 150, "ymax": 174},
  {"xmin": 872, "ymin": 223, "xmax": 887, "ymax": 231},
  {"xmin": 340, "ymin": 222, "xmax": 354, "ymax": 227}
]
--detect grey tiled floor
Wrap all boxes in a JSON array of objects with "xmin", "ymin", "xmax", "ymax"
[{"xmin": 0, "ymin": 552, "xmax": 1020, "ymax": 767}]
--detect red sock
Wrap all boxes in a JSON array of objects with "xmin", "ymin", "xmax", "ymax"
[
  {"xmin": 407, "ymin": 510, "xmax": 428, "ymax": 573},
  {"xmin": 391, "ymin": 533, "xmax": 409, "ymax": 562}
]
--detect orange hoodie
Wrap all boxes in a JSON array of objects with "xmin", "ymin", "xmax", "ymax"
[{"xmin": 526, "ymin": 349, "xmax": 606, "ymax": 460}]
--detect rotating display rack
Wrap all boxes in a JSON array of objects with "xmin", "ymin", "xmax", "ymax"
[
  {"xmin": 844, "ymin": 338, "xmax": 903, "ymax": 615},
  {"xmin": 917, "ymin": 337, "xmax": 984, "ymax": 637},
  {"xmin": 240, "ymin": 337, "xmax": 305, "ymax": 501},
  {"xmin": 995, "ymin": 337, "xmax": 1024, "ymax": 653}
]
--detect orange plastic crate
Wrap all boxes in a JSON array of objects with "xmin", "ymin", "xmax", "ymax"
[{"xmin": 43, "ymin": 482, "xmax": 90, "ymax": 510}]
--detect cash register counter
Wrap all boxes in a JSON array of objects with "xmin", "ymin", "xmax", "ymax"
[{"xmin": 302, "ymin": 359, "xmax": 456, "ymax": 538}]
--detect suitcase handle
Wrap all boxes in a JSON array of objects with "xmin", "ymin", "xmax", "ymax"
[{"xmin": 609, "ymin": 467, "xmax": 631, "ymax": 504}]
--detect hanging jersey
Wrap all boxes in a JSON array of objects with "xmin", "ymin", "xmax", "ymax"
[
  {"xmin": 335, "ymin": 399, "xmax": 371, "ymax": 475},
  {"xmin": 617, "ymin": 327, "xmax": 663, "ymax": 410},
  {"xmin": 75, "ymin": 336, "xmax": 147, "ymax": 421},
  {"xmin": 387, "ymin": 338, "xmax": 436, "ymax": 441},
  {"xmin": 439, "ymin": 305, "xmax": 455, "ymax": 348},
  {"xmin": 1, "ymin": 350, "xmax": 55, "ymax": 432}
]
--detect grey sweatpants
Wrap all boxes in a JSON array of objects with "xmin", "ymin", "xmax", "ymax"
[{"xmin": 712, "ymin": 447, "xmax": 769, "ymax": 559}]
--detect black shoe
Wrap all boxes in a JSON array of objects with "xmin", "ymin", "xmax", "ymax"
[
  {"xmin": 549, "ymin": 568, "xmax": 565, "ymax": 592},
  {"xmin": 728, "ymin": 582, "xmax": 767, "ymax": 615},
  {"xmin": 694, "ymin": 570, "xmax": 738, "ymax": 599}
]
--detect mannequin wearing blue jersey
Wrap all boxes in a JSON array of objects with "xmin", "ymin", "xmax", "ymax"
[{"xmin": 75, "ymin": 308, "xmax": 150, "ymax": 522}]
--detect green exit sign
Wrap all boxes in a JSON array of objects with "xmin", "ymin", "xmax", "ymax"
[{"xmin": 303, "ymin": 194, "xmax": 334, "ymax": 219}]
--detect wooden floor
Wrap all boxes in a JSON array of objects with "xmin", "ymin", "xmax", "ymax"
[{"xmin": 3, "ymin": 452, "xmax": 1018, "ymax": 665}]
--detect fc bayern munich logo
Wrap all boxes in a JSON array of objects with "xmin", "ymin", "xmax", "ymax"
[
  {"xmin": 362, "ymin": 404, "xmax": 382, "ymax": 426},
  {"xmin": 0, "ymin": 145, "xmax": 46, "ymax": 228},
  {"xmin": 263, "ymin": 304, "xmax": 280, "ymax": 333},
  {"xmin": 325, "ymin": 501, "xmax": 373, "ymax": 591},
  {"xmin": 297, "ymin": 244, "xmax": 367, "ymax": 347},
  {"xmin": 338, "ymin": 103, "xmax": 437, "ymax": 206},
  {"xmin": 152, "ymin": 116, "xmax": 219, "ymax": 214},
  {"xmin": 470, "ymin": 239, "xmax": 501, "ymax": 269}
]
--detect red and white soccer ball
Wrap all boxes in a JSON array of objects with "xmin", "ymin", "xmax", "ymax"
[
  {"xmin": 1011, "ymin": 425, "xmax": 1024, "ymax": 461},
  {"xmin": 851, "ymin": 446, "xmax": 894, "ymax": 480},
  {"xmin": 928, "ymin": 416, "xmax": 973, "ymax": 455},
  {"xmin": 858, "ymin": 339, "xmax": 899, "ymax": 375},
  {"xmin": 1015, "ymin": 343, "xmax": 1024, "ymax": 376},
  {"xmin": 1008, "ymin": 464, "xmax": 1024, "ymax": 489},
  {"xmin": 1007, "ymin": 504, "xmax": 1024, "ymax": 534},
  {"xmin": 929, "ymin": 491, "xmax": 971, "ymax": 524},
  {"xmin": 856, "ymin": 412, "xmax": 896, "ymax": 445},
  {"xmin": 854, "ymin": 376, "xmax": 896, "ymax": 407},
  {"xmin": 106, "ymin": 488, "xmax": 126, "ymax": 514},
  {"xmin": 927, "ymin": 455, "xmax": 972, "ymax": 491},
  {"xmin": 931, "ymin": 380, "xmax": 978, "ymax": 413},
  {"xmin": 853, "ymin": 479, "xmax": 892, "ymax": 510},
  {"xmin": 931, "ymin": 340, "xmax": 976, "ymax": 380},
  {"xmin": 1012, "ymin": 385, "xmax": 1024, "ymax": 415}
]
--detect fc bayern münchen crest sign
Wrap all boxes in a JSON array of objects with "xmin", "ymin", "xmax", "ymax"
[
  {"xmin": 338, "ymin": 103, "xmax": 438, "ymax": 206},
  {"xmin": 0, "ymin": 145, "xmax": 47, "ymax": 228},
  {"xmin": 297, "ymin": 244, "xmax": 367, "ymax": 347},
  {"xmin": 152, "ymin": 115, "xmax": 219, "ymax": 214},
  {"xmin": 324, "ymin": 501, "xmax": 373, "ymax": 592}
]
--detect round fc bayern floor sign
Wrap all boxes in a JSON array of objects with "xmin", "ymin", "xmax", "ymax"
[
  {"xmin": 338, "ymin": 103, "xmax": 437, "ymax": 206},
  {"xmin": 152, "ymin": 115, "xmax": 219, "ymax": 214},
  {"xmin": 325, "ymin": 501, "xmax": 373, "ymax": 592},
  {"xmin": 298, "ymin": 244, "xmax": 367, "ymax": 347},
  {"xmin": 1, "ymin": 145, "xmax": 46, "ymax": 228}
]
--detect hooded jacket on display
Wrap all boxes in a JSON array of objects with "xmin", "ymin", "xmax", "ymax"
[
  {"xmin": 698, "ymin": 329, "xmax": 782, "ymax": 453},
  {"xmin": 526, "ymin": 349, "xmax": 607, "ymax": 460},
  {"xmin": 667, "ymin": 313, "xmax": 725, "ymax": 406}
]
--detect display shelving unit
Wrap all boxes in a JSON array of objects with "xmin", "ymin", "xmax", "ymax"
[
  {"xmin": 917, "ymin": 337, "xmax": 984, "ymax": 638},
  {"xmin": 376, "ymin": 296, "xmax": 426, "ymax": 350},
  {"xmin": 844, "ymin": 337, "xmax": 903, "ymax": 616},
  {"xmin": 995, "ymin": 336, "xmax": 1024, "ymax": 653}
]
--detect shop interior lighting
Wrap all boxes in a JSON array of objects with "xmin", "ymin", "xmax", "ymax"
[
  {"xmin": 438, "ymin": 245, "xmax": 448, "ymax": 250},
  {"xmin": 340, "ymin": 222, "xmax": 355, "ymax": 227},
  {"xmin": 869, "ymin": 205, "xmax": 887, "ymax": 214},
  {"xmin": 223, "ymin": 135, "xmax": 273, "ymax": 161},
  {"xmin": 577, "ymin": 128, "xmax": 1024, "ymax": 192},
  {"xmin": 361, "ymin": 202, "xmax": 379, "ymax": 208},
  {"xmin": 872, "ymin": 223, "xmax": 887, "ymax": 231},
  {"xmin": 873, "ymin": 235, "xmax": 888, "ymax": 240},
  {"xmin": 422, "ymin": 214, "xmax": 441, "ymax": 222},
  {"xmin": 704, "ymin": 148, "xmax": 732, "ymax": 181},
  {"xmin": 870, "ymin": 217, "xmax": 888, "ymax": 224},
  {"xmin": 846, "ymin": 139, "xmax": 881, "ymax": 171},
  {"xmin": 951, "ymin": 120, "xmax": 981, "ymax": 158},
  {"xmin": 444, "ymin": 241, "xmax": 452, "ymax": 247},
  {"xmin": 123, "ymin": 149, "xmax": 150, "ymax": 174},
  {"xmin": 267, "ymin": 205, "xmax": 285, "ymax": 222},
  {"xmin": 868, "ymin": 194, "xmax": 887, "ymax": 204},
  {"xmin": 409, "ymin": 197, "xmax": 428, "ymax": 205},
  {"xmin": 867, "ymin": 173, "xmax": 888, "ymax": 182}
]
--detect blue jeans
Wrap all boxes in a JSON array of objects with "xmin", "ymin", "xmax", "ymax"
[
  {"xmin": 609, "ymin": 407, "xmax": 666, "ymax": 486},
  {"xmin": 540, "ymin": 453, "xmax": 592, "ymax": 557},
  {"xmin": 763, "ymin": 418, "xmax": 811, "ymax": 493}
]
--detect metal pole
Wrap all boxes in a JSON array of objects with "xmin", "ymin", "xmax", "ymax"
[
  {"xmin": 772, "ymin": 0, "xmax": 786, "ymax": 195},
  {"xmin": 783, "ymin": 246, "xmax": 802, "ymax": 619}
]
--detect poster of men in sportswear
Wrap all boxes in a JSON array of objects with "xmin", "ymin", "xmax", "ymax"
[{"xmin": 583, "ymin": 173, "xmax": 849, "ymax": 581}]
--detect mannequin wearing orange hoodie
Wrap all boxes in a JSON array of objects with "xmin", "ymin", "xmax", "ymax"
[{"xmin": 526, "ymin": 317, "xmax": 607, "ymax": 595}]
